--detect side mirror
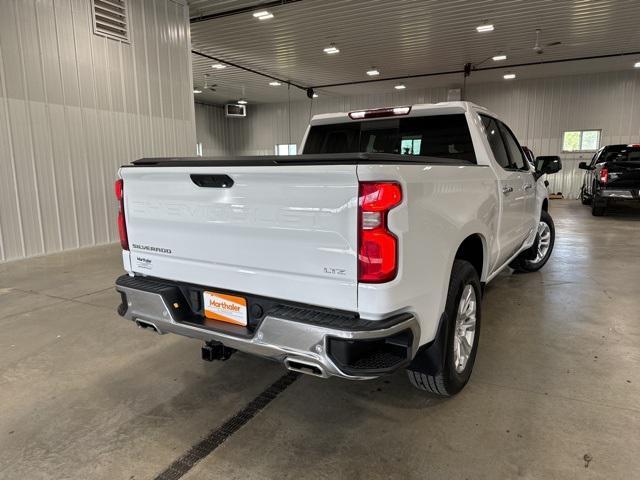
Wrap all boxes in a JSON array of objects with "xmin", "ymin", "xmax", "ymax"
[
  {"xmin": 534, "ymin": 155, "xmax": 562, "ymax": 180},
  {"xmin": 578, "ymin": 161, "xmax": 590, "ymax": 170}
]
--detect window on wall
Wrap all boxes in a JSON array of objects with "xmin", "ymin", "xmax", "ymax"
[
  {"xmin": 562, "ymin": 130, "xmax": 601, "ymax": 152},
  {"xmin": 400, "ymin": 138, "xmax": 422, "ymax": 155},
  {"xmin": 275, "ymin": 144, "xmax": 297, "ymax": 156}
]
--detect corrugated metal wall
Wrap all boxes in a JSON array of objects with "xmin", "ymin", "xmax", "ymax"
[
  {"xmin": 196, "ymin": 70, "xmax": 640, "ymax": 198},
  {"xmin": 194, "ymin": 102, "xmax": 233, "ymax": 156},
  {"xmin": 0, "ymin": 0, "xmax": 195, "ymax": 262},
  {"xmin": 468, "ymin": 72, "xmax": 640, "ymax": 198}
]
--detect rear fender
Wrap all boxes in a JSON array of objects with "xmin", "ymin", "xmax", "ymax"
[{"xmin": 449, "ymin": 224, "xmax": 491, "ymax": 282}]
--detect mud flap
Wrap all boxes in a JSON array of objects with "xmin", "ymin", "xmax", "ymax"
[{"xmin": 407, "ymin": 312, "xmax": 449, "ymax": 376}]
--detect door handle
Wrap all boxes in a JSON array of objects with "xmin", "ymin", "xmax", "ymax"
[
  {"xmin": 502, "ymin": 186, "xmax": 514, "ymax": 195},
  {"xmin": 523, "ymin": 183, "xmax": 533, "ymax": 190}
]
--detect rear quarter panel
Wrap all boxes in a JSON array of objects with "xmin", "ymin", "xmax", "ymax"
[{"xmin": 357, "ymin": 163, "xmax": 499, "ymax": 345}]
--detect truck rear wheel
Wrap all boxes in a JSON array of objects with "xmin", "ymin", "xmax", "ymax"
[
  {"xmin": 510, "ymin": 210, "xmax": 555, "ymax": 272},
  {"xmin": 591, "ymin": 195, "xmax": 607, "ymax": 216},
  {"xmin": 406, "ymin": 260, "xmax": 481, "ymax": 397}
]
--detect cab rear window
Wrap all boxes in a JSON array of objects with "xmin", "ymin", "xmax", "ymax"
[
  {"xmin": 303, "ymin": 114, "xmax": 476, "ymax": 163},
  {"xmin": 607, "ymin": 146, "xmax": 640, "ymax": 162}
]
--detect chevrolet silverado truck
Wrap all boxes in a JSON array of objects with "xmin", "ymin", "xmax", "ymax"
[
  {"xmin": 114, "ymin": 102, "xmax": 561, "ymax": 396},
  {"xmin": 579, "ymin": 143, "xmax": 640, "ymax": 216}
]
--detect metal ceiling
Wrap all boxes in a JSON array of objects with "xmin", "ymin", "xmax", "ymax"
[
  {"xmin": 188, "ymin": 0, "xmax": 640, "ymax": 105},
  {"xmin": 188, "ymin": 0, "xmax": 265, "ymax": 19}
]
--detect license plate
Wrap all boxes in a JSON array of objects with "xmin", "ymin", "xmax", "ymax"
[{"xmin": 203, "ymin": 291, "xmax": 247, "ymax": 326}]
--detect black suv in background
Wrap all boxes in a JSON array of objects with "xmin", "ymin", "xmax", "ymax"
[{"xmin": 579, "ymin": 144, "xmax": 640, "ymax": 216}]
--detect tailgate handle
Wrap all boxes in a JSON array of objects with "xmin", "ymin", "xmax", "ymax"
[{"xmin": 190, "ymin": 174, "xmax": 234, "ymax": 188}]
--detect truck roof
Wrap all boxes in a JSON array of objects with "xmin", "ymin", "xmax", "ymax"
[{"xmin": 309, "ymin": 101, "xmax": 490, "ymax": 126}]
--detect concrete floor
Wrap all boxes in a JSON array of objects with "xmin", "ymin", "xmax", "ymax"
[{"xmin": 1, "ymin": 199, "xmax": 639, "ymax": 480}]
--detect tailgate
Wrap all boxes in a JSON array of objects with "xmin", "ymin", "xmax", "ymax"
[
  {"xmin": 120, "ymin": 165, "xmax": 359, "ymax": 311},
  {"xmin": 607, "ymin": 161, "xmax": 640, "ymax": 188}
]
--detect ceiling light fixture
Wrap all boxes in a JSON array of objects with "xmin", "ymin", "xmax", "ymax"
[
  {"xmin": 366, "ymin": 67, "xmax": 380, "ymax": 76},
  {"xmin": 313, "ymin": 93, "xmax": 319, "ymax": 98},
  {"xmin": 476, "ymin": 24, "xmax": 494, "ymax": 33},
  {"xmin": 635, "ymin": 61, "xmax": 640, "ymax": 68},
  {"xmin": 211, "ymin": 63, "xmax": 226, "ymax": 69},
  {"xmin": 193, "ymin": 89, "xmax": 202, "ymax": 94},
  {"xmin": 237, "ymin": 99, "xmax": 248, "ymax": 105},
  {"xmin": 492, "ymin": 54, "xmax": 507, "ymax": 61},
  {"xmin": 269, "ymin": 81, "xmax": 282, "ymax": 86},
  {"xmin": 253, "ymin": 10, "xmax": 273, "ymax": 20},
  {"xmin": 394, "ymin": 84, "xmax": 406, "ymax": 90},
  {"xmin": 323, "ymin": 43, "xmax": 340, "ymax": 54},
  {"xmin": 503, "ymin": 73, "xmax": 516, "ymax": 80}
]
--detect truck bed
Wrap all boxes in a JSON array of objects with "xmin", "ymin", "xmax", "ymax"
[{"xmin": 118, "ymin": 152, "xmax": 490, "ymax": 327}]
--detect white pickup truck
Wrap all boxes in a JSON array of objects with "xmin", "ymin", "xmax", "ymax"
[{"xmin": 115, "ymin": 101, "xmax": 561, "ymax": 396}]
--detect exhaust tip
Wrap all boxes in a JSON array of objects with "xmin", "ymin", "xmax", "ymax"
[
  {"xmin": 284, "ymin": 358, "xmax": 326, "ymax": 378},
  {"xmin": 135, "ymin": 320, "xmax": 160, "ymax": 334}
]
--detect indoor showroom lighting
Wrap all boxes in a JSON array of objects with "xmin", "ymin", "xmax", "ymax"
[
  {"xmin": 492, "ymin": 54, "xmax": 507, "ymax": 61},
  {"xmin": 366, "ymin": 67, "xmax": 380, "ymax": 76},
  {"xmin": 394, "ymin": 84, "xmax": 406, "ymax": 90},
  {"xmin": 476, "ymin": 24, "xmax": 494, "ymax": 32},
  {"xmin": 323, "ymin": 43, "xmax": 340, "ymax": 54},
  {"xmin": 253, "ymin": 11, "xmax": 274, "ymax": 20},
  {"xmin": 211, "ymin": 63, "xmax": 226, "ymax": 69},
  {"xmin": 503, "ymin": 73, "xmax": 516, "ymax": 80},
  {"xmin": 193, "ymin": 88, "xmax": 202, "ymax": 94},
  {"xmin": 237, "ymin": 99, "xmax": 248, "ymax": 105},
  {"xmin": 269, "ymin": 81, "xmax": 282, "ymax": 86},
  {"xmin": 634, "ymin": 61, "xmax": 640, "ymax": 68}
]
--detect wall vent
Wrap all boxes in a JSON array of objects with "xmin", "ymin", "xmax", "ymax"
[{"xmin": 91, "ymin": 0, "xmax": 130, "ymax": 43}]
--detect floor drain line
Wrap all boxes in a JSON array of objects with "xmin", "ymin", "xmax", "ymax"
[{"xmin": 154, "ymin": 371, "xmax": 300, "ymax": 480}]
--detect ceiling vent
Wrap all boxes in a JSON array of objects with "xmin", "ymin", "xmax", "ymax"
[{"xmin": 91, "ymin": 0, "xmax": 130, "ymax": 43}]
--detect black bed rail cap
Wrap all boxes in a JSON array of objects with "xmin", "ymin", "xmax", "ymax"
[{"xmin": 127, "ymin": 153, "xmax": 475, "ymax": 168}]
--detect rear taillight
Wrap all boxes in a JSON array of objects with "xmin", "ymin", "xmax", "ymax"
[
  {"xmin": 115, "ymin": 179, "xmax": 129, "ymax": 250},
  {"xmin": 358, "ymin": 182, "xmax": 402, "ymax": 283},
  {"xmin": 599, "ymin": 167, "xmax": 609, "ymax": 184}
]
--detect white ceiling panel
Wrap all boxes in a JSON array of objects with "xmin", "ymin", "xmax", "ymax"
[{"xmin": 188, "ymin": 0, "xmax": 640, "ymax": 105}]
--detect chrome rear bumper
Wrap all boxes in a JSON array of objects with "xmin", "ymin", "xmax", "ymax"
[
  {"xmin": 116, "ymin": 276, "xmax": 419, "ymax": 380},
  {"xmin": 600, "ymin": 189, "xmax": 636, "ymax": 199}
]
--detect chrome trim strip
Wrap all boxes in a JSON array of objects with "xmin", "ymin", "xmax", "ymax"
[{"xmin": 600, "ymin": 190, "xmax": 634, "ymax": 199}]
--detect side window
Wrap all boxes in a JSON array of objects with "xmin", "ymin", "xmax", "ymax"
[
  {"xmin": 480, "ymin": 115, "xmax": 510, "ymax": 169},
  {"xmin": 589, "ymin": 150, "xmax": 599, "ymax": 167},
  {"xmin": 498, "ymin": 122, "xmax": 527, "ymax": 170}
]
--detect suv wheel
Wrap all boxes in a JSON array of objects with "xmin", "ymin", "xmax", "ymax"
[
  {"xmin": 580, "ymin": 187, "xmax": 591, "ymax": 205},
  {"xmin": 406, "ymin": 260, "xmax": 481, "ymax": 397}
]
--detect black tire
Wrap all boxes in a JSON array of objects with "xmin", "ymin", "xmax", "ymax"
[
  {"xmin": 407, "ymin": 260, "xmax": 481, "ymax": 397},
  {"xmin": 591, "ymin": 195, "xmax": 607, "ymax": 216},
  {"xmin": 510, "ymin": 210, "xmax": 555, "ymax": 273},
  {"xmin": 580, "ymin": 187, "xmax": 591, "ymax": 205}
]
